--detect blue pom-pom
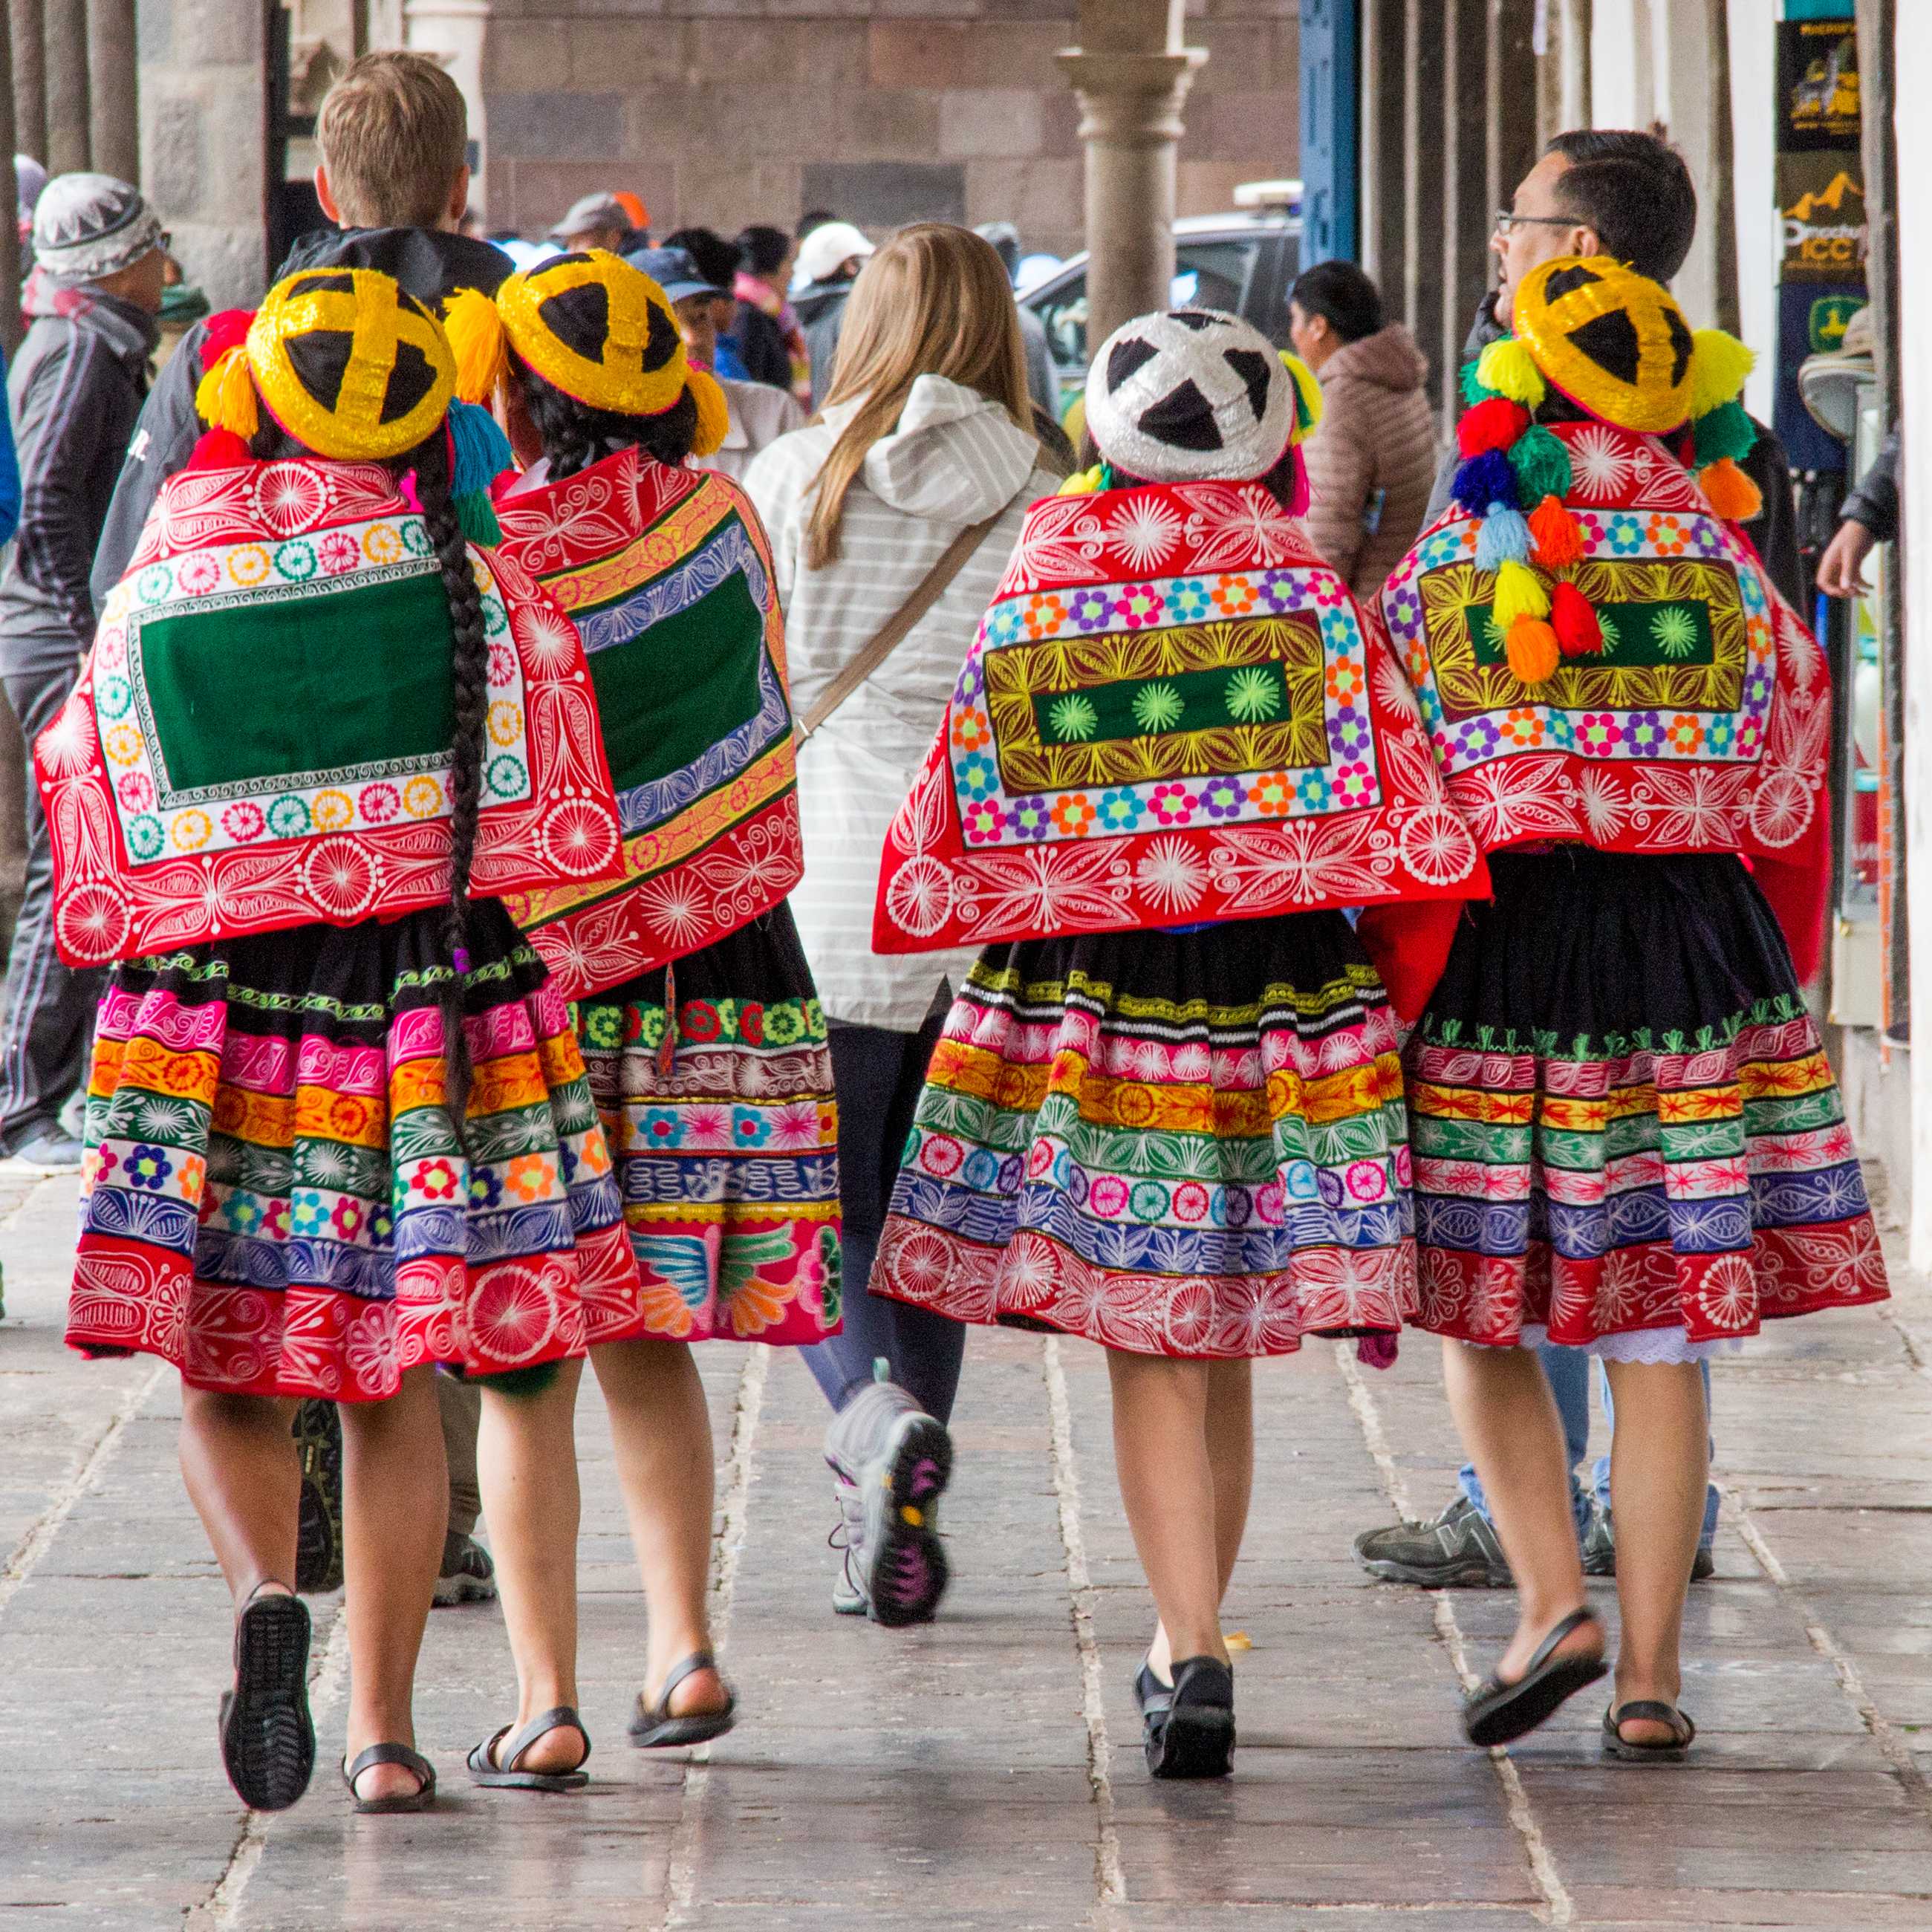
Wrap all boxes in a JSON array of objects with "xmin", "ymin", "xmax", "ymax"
[
  {"xmin": 1474, "ymin": 504, "xmax": 1531, "ymax": 571},
  {"xmin": 447, "ymin": 399, "xmax": 513, "ymax": 502},
  {"xmin": 1453, "ymin": 448, "xmax": 1518, "ymax": 515}
]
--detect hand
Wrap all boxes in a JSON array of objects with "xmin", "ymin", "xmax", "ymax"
[{"xmin": 1818, "ymin": 517, "xmax": 1878, "ymax": 598}]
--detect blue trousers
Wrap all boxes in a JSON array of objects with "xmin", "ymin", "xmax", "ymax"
[{"xmin": 1459, "ymin": 1344, "xmax": 1720, "ymax": 1551}]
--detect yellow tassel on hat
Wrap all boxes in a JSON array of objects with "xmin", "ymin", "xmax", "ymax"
[
  {"xmin": 686, "ymin": 367, "xmax": 732, "ymax": 459},
  {"xmin": 1686, "ymin": 328, "xmax": 1755, "ymax": 419},
  {"xmin": 1505, "ymin": 614, "xmax": 1561, "ymax": 686},
  {"xmin": 1698, "ymin": 455, "xmax": 1763, "ymax": 523},
  {"xmin": 1279, "ymin": 349, "xmax": 1324, "ymax": 441},
  {"xmin": 1476, "ymin": 337, "xmax": 1547, "ymax": 410},
  {"xmin": 195, "ymin": 346, "xmax": 259, "ymax": 439},
  {"xmin": 443, "ymin": 285, "xmax": 511, "ymax": 405},
  {"xmin": 1492, "ymin": 556, "xmax": 1550, "ymax": 626}
]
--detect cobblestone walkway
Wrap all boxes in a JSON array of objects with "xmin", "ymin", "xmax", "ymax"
[{"xmin": 2, "ymin": 1170, "xmax": 1930, "ymax": 1929}]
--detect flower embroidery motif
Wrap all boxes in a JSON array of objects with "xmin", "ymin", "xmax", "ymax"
[
  {"xmin": 1049, "ymin": 693, "xmax": 1100, "ymax": 741},
  {"xmin": 1108, "ymin": 496, "xmax": 1184, "ymax": 572},
  {"xmin": 1665, "ymin": 713, "xmax": 1703, "ymax": 755},
  {"xmin": 1199, "ymin": 775, "xmax": 1246, "ymax": 821},
  {"xmin": 126, "ymin": 1143, "xmax": 173, "ymax": 1191},
  {"xmin": 1248, "ymin": 770, "xmax": 1294, "ymax": 816},
  {"xmin": 1133, "ymin": 683, "xmax": 1185, "ymax": 732},
  {"xmin": 1005, "ymin": 796, "xmax": 1052, "ymax": 840},
  {"xmin": 1148, "ymin": 782, "xmax": 1196, "ymax": 826},
  {"xmin": 1651, "ymin": 606, "xmax": 1698, "ymax": 657},
  {"xmin": 1114, "ymin": 584, "xmax": 1163, "ymax": 629},
  {"xmin": 1096, "ymin": 787, "xmax": 1144, "ymax": 831},
  {"xmin": 1023, "ymin": 593, "xmax": 1069, "ymax": 638},
  {"xmin": 963, "ymin": 799, "xmax": 1004, "ymax": 843},
  {"xmin": 951, "ymin": 707, "xmax": 992, "ymax": 752},
  {"xmin": 1226, "ymin": 666, "xmax": 1283, "ymax": 722},
  {"xmin": 416, "ymin": 1158, "xmax": 460, "ymax": 1203},
  {"xmin": 1049, "ymin": 793, "xmax": 1097, "ymax": 836}
]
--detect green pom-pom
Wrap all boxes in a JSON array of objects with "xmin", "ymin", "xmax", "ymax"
[
  {"xmin": 1508, "ymin": 424, "xmax": 1572, "ymax": 505},
  {"xmin": 1693, "ymin": 399, "xmax": 1757, "ymax": 469},
  {"xmin": 455, "ymin": 489, "xmax": 502, "ymax": 548},
  {"xmin": 1461, "ymin": 358, "xmax": 1499, "ymax": 406}
]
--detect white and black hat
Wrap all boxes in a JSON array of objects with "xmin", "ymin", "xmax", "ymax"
[
  {"xmin": 1087, "ymin": 307, "xmax": 1298, "ymax": 484},
  {"xmin": 32, "ymin": 172, "xmax": 163, "ymax": 286}
]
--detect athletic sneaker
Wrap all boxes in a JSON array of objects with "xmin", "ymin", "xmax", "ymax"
[
  {"xmin": 434, "ymin": 1531, "xmax": 498, "ymax": 1606},
  {"xmin": 1582, "ymin": 1504, "xmax": 1716, "ymax": 1582},
  {"xmin": 823, "ymin": 1374, "xmax": 953, "ymax": 1627},
  {"xmin": 1353, "ymin": 1495, "xmax": 1514, "ymax": 1587},
  {"xmin": 828, "ymin": 1478, "xmax": 869, "ymax": 1616},
  {"xmin": 1, "ymin": 1130, "xmax": 84, "ymax": 1173}
]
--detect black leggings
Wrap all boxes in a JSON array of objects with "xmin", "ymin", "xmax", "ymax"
[{"xmin": 801, "ymin": 1015, "xmax": 967, "ymax": 1423}]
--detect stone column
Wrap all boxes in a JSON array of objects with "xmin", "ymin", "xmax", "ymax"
[
  {"xmin": 85, "ymin": 0, "xmax": 137, "ymax": 184},
  {"xmin": 1058, "ymin": 0, "xmax": 1206, "ymax": 351},
  {"xmin": 404, "ymin": 0, "xmax": 489, "ymax": 220},
  {"xmin": 42, "ymin": 0, "xmax": 91, "ymax": 175},
  {"xmin": 12, "ymin": 0, "xmax": 46, "ymax": 164}
]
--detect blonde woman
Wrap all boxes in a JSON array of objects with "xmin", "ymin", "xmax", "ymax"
[{"xmin": 744, "ymin": 224, "xmax": 1063, "ymax": 1626}]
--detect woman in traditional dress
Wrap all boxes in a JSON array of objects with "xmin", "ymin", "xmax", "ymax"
[
  {"xmin": 439, "ymin": 249, "xmax": 837, "ymax": 1783},
  {"xmin": 45, "ymin": 268, "xmax": 631, "ymax": 1812},
  {"xmin": 1374, "ymin": 257, "xmax": 1888, "ymax": 1755},
  {"xmin": 865, "ymin": 310, "xmax": 1491, "ymax": 1776}
]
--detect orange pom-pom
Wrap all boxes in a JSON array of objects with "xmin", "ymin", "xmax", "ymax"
[
  {"xmin": 1505, "ymin": 614, "xmax": 1561, "ymax": 686},
  {"xmin": 1698, "ymin": 456, "xmax": 1763, "ymax": 523},
  {"xmin": 1526, "ymin": 492, "xmax": 1585, "ymax": 568},
  {"xmin": 1549, "ymin": 579, "xmax": 1602, "ymax": 657}
]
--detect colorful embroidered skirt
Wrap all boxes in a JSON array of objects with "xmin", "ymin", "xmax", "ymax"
[
  {"xmin": 872, "ymin": 914, "xmax": 1417, "ymax": 1359},
  {"xmin": 1407, "ymin": 848, "xmax": 1888, "ymax": 1357},
  {"xmin": 67, "ymin": 903, "xmax": 638, "ymax": 1401},
  {"xmin": 577, "ymin": 905, "xmax": 841, "ymax": 1346}
]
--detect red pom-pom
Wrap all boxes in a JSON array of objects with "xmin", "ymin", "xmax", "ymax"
[
  {"xmin": 184, "ymin": 428, "xmax": 253, "ymax": 472},
  {"xmin": 1526, "ymin": 492, "xmax": 1585, "ymax": 567},
  {"xmin": 201, "ymin": 308, "xmax": 255, "ymax": 361},
  {"xmin": 1550, "ymin": 579, "xmax": 1602, "ymax": 657},
  {"xmin": 1457, "ymin": 396, "xmax": 1530, "ymax": 458}
]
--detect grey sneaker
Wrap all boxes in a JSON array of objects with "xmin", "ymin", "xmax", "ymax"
[
  {"xmin": 824, "ymin": 1375, "xmax": 953, "ymax": 1627},
  {"xmin": 1582, "ymin": 1505, "xmax": 1715, "ymax": 1582},
  {"xmin": 2, "ymin": 1130, "xmax": 85, "ymax": 1173},
  {"xmin": 1353, "ymin": 1495, "xmax": 1514, "ymax": 1587},
  {"xmin": 434, "ymin": 1530, "xmax": 498, "ymax": 1606},
  {"xmin": 828, "ymin": 1478, "xmax": 869, "ymax": 1616}
]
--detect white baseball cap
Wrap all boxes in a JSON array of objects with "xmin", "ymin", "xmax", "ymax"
[{"xmin": 796, "ymin": 221, "xmax": 874, "ymax": 287}]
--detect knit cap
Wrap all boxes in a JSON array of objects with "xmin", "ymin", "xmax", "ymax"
[{"xmin": 32, "ymin": 172, "xmax": 163, "ymax": 285}]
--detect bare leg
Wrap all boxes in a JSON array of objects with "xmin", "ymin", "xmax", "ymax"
[
  {"xmin": 338, "ymin": 1365, "xmax": 446, "ymax": 1802},
  {"xmin": 1147, "ymin": 1356, "xmax": 1253, "ymax": 1679},
  {"xmin": 1602, "ymin": 1358, "xmax": 1707, "ymax": 1746},
  {"xmin": 592, "ymin": 1336, "xmax": 728, "ymax": 1717},
  {"xmin": 178, "ymin": 1385, "xmax": 301, "ymax": 1601},
  {"xmin": 475, "ymin": 1358, "xmax": 588, "ymax": 1775},
  {"xmin": 1108, "ymin": 1351, "xmax": 1226, "ymax": 1670},
  {"xmin": 1442, "ymin": 1339, "xmax": 1603, "ymax": 1681}
]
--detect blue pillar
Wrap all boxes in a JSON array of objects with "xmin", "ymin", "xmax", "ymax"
[{"xmin": 1299, "ymin": 0, "xmax": 1360, "ymax": 267}]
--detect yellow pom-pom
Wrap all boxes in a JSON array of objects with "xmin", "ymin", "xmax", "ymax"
[
  {"xmin": 686, "ymin": 366, "xmax": 732, "ymax": 459},
  {"xmin": 1697, "ymin": 455, "xmax": 1763, "ymax": 523},
  {"xmin": 1505, "ymin": 614, "xmax": 1561, "ymax": 686},
  {"xmin": 1279, "ymin": 349, "xmax": 1324, "ymax": 440},
  {"xmin": 1058, "ymin": 464, "xmax": 1106, "ymax": 497},
  {"xmin": 1492, "ymin": 556, "xmax": 1550, "ymax": 626},
  {"xmin": 443, "ymin": 285, "xmax": 510, "ymax": 405},
  {"xmin": 1476, "ymin": 337, "xmax": 1546, "ymax": 409},
  {"xmin": 194, "ymin": 346, "xmax": 259, "ymax": 439},
  {"xmin": 1687, "ymin": 328, "xmax": 1755, "ymax": 419}
]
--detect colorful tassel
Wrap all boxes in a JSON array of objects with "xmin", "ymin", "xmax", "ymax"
[
  {"xmin": 1457, "ymin": 396, "xmax": 1529, "ymax": 457},
  {"xmin": 687, "ymin": 367, "xmax": 732, "ymax": 459},
  {"xmin": 1508, "ymin": 423, "xmax": 1572, "ymax": 505},
  {"xmin": 446, "ymin": 400, "xmax": 513, "ymax": 501},
  {"xmin": 1492, "ymin": 556, "xmax": 1549, "ymax": 625},
  {"xmin": 1549, "ymin": 579, "xmax": 1603, "ymax": 657},
  {"xmin": 1505, "ymin": 614, "xmax": 1561, "ymax": 686},
  {"xmin": 201, "ymin": 307, "xmax": 254, "ymax": 362},
  {"xmin": 443, "ymin": 285, "xmax": 510, "ymax": 404},
  {"xmin": 1686, "ymin": 328, "xmax": 1755, "ymax": 419},
  {"xmin": 1284, "ymin": 445, "xmax": 1310, "ymax": 517},
  {"xmin": 1058, "ymin": 464, "xmax": 1107, "ymax": 496},
  {"xmin": 1453, "ymin": 448, "xmax": 1518, "ymax": 515},
  {"xmin": 185, "ymin": 428, "xmax": 253, "ymax": 472},
  {"xmin": 1698, "ymin": 455, "xmax": 1763, "ymax": 522},
  {"xmin": 1526, "ymin": 492, "xmax": 1585, "ymax": 568},
  {"xmin": 1692, "ymin": 398, "xmax": 1757, "ymax": 468},
  {"xmin": 1281, "ymin": 351, "xmax": 1324, "ymax": 438},
  {"xmin": 1460, "ymin": 357, "xmax": 1497, "ymax": 406},
  {"xmin": 1476, "ymin": 336, "xmax": 1546, "ymax": 409},
  {"xmin": 455, "ymin": 490, "xmax": 502, "ymax": 547},
  {"xmin": 195, "ymin": 345, "xmax": 259, "ymax": 438},
  {"xmin": 1474, "ymin": 504, "xmax": 1531, "ymax": 570}
]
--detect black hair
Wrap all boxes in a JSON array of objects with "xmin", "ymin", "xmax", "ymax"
[
  {"xmin": 1076, "ymin": 429, "xmax": 1301, "ymax": 512},
  {"xmin": 1289, "ymin": 259, "xmax": 1385, "ymax": 345},
  {"xmin": 738, "ymin": 224, "xmax": 793, "ymax": 277},
  {"xmin": 1544, "ymin": 129, "xmax": 1697, "ymax": 284},
  {"xmin": 663, "ymin": 226, "xmax": 740, "ymax": 293},
  {"xmin": 513, "ymin": 354, "xmax": 699, "ymax": 478}
]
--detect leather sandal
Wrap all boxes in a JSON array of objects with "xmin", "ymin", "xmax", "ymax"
[
  {"xmin": 628, "ymin": 1651, "xmax": 737, "ymax": 1749},
  {"xmin": 342, "ymin": 1741, "xmax": 436, "ymax": 1813},
  {"xmin": 1142, "ymin": 1654, "xmax": 1235, "ymax": 1780},
  {"xmin": 1602, "ymin": 1699, "xmax": 1696, "ymax": 1762},
  {"xmin": 1463, "ymin": 1608, "xmax": 1607, "ymax": 1748},
  {"xmin": 466, "ymin": 1706, "xmax": 591, "ymax": 1791}
]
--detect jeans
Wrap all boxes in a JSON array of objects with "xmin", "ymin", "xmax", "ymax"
[
  {"xmin": 1459, "ymin": 1343, "xmax": 1720, "ymax": 1552},
  {"xmin": 801, "ymin": 1014, "xmax": 967, "ymax": 1425}
]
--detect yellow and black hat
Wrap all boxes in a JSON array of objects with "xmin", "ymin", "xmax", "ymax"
[
  {"xmin": 195, "ymin": 267, "xmax": 456, "ymax": 462},
  {"xmin": 1509, "ymin": 256, "xmax": 1698, "ymax": 435},
  {"xmin": 443, "ymin": 249, "xmax": 729, "ymax": 458}
]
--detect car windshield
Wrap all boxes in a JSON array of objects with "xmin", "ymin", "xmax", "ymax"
[{"xmin": 1032, "ymin": 236, "xmax": 1269, "ymax": 381}]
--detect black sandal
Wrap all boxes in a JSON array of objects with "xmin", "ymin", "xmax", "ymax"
[
  {"xmin": 466, "ymin": 1707, "xmax": 591, "ymax": 1791},
  {"xmin": 628, "ymin": 1652, "xmax": 737, "ymax": 1749},
  {"xmin": 1602, "ymin": 1699, "xmax": 1696, "ymax": 1762},
  {"xmin": 342, "ymin": 1742, "xmax": 437, "ymax": 1812},
  {"xmin": 1141, "ymin": 1654, "xmax": 1235, "ymax": 1780},
  {"xmin": 218, "ymin": 1584, "xmax": 315, "ymax": 1812},
  {"xmin": 1463, "ymin": 1608, "xmax": 1607, "ymax": 1748}
]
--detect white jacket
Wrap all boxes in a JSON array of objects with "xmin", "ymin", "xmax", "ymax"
[
  {"xmin": 745, "ymin": 374, "xmax": 1059, "ymax": 1028},
  {"xmin": 697, "ymin": 377, "xmax": 807, "ymax": 483}
]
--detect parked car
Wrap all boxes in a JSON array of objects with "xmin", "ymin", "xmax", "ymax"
[{"xmin": 1023, "ymin": 183, "xmax": 1304, "ymax": 425}]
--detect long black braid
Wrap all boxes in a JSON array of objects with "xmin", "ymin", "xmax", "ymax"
[{"xmin": 515, "ymin": 356, "xmax": 699, "ymax": 478}]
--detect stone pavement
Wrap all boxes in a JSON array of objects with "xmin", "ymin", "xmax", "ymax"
[{"xmin": 2, "ymin": 1169, "xmax": 1931, "ymax": 1931}]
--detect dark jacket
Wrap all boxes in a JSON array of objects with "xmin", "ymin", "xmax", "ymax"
[
  {"xmin": 0, "ymin": 282, "xmax": 157, "ymax": 674},
  {"xmin": 1840, "ymin": 425, "xmax": 1899, "ymax": 544},
  {"xmin": 90, "ymin": 227, "xmax": 513, "ymax": 608},
  {"xmin": 729, "ymin": 301, "xmax": 794, "ymax": 394},
  {"xmin": 1422, "ymin": 290, "xmax": 1806, "ymax": 614},
  {"xmin": 796, "ymin": 279, "xmax": 856, "ymax": 406}
]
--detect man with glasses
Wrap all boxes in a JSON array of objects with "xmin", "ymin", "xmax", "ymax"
[{"xmin": 1355, "ymin": 128, "xmax": 1803, "ymax": 1593}]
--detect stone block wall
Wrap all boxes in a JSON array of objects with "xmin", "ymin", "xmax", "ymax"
[{"xmin": 481, "ymin": 0, "xmax": 1300, "ymax": 261}]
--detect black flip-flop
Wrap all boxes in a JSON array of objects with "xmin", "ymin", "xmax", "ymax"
[
  {"xmin": 342, "ymin": 1742, "xmax": 437, "ymax": 1812},
  {"xmin": 1142, "ymin": 1654, "xmax": 1235, "ymax": 1780},
  {"xmin": 1463, "ymin": 1608, "xmax": 1607, "ymax": 1748},
  {"xmin": 218, "ymin": 1585, "xmax": 315, "ymax": 1812},
  {"xmin": 1602, "ymin": 1699, "xmax": 1696, "ymax": 1762},
  {"xmin": 467, "ymin": 1706, "xmax": 591, "ymax": 1791},
  {"xmin": 628, "ymin": 1652, "xmax": 737, "ymax": 1750}
]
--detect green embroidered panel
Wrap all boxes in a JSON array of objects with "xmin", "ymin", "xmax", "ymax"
[
  {"xmin": 1034, "ymin": 661, "xmax": 1292, "ymax": 746},
  {"xmin": 1463, "ymin": 598, "xmax": 1716, "ymax": 671},
  {"xmin": 135, "ymin": 567, "xmax": 455, "ymax": 800}
]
